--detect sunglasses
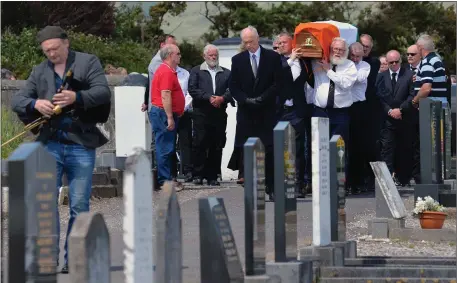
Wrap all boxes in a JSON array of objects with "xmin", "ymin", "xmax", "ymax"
[
  {"xmin": 273, "ymin": 46, "xmax": 278, "ymax": 50},
  {"xmin": 388, "ymin": 60, "xmax": 400, "ymax": 65},
  {"xmin": 407, "ymin": 53, "xmax": 417, "ymax": 56}
]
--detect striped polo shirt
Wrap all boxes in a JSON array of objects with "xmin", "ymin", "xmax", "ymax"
[{"xmin": 414, "ymin": 52, "xmax": 447, "ymax": 98}]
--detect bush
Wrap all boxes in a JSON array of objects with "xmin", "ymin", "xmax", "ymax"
[
  {"xmin": 1, "ymin": 27, "xmax": 153, "ymax": 79},
  {"xmin": 1, "ymin": 106, "xmax": 33, "ymax": 159}
]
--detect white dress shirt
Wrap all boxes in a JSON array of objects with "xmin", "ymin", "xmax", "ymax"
[
  {"xmin": 176, "ymin": 66, "xmax": 192, "ymax": 111},
  {"xmin": 284, "ymin": 57, "xmax": 301, "ymax": 106},
  {"xmin": 312, "ymin": 59, "xmax": 357, "ymax": 108},
  {"xmin": 352, "ymin": 60, "xmax": 371, "ymax": 102},
  {"xmin": 305, "ymin": 82, "xmax": 315, "ymax": 104}
]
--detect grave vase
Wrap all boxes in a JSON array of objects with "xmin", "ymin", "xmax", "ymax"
[{"xmin": 419, "ymin": 211, "xmax": 447, "ymax": 229}]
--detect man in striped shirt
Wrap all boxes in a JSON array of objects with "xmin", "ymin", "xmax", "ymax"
[{"xmin": 412, "ymin": 34, "xmax": 447, "ymax": 106}]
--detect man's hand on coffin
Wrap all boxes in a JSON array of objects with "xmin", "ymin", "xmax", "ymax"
[
  {"xmin": 52, "ymin": 90, "xmax": 76, "ymax": 108},
  {"xmin": 290, "ymin": 48, "xmax": 302, "ymax": 61},
  {"xmin": 34, "ymin": 99, "xmax": 55, "ymax": 118}
]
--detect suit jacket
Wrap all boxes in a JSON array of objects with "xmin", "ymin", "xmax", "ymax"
[
  {"xmin": 375, "ymin": 66, "xmax": 415, "ymax": 122},
  {"xmin": 278, "ymin": 55, "xmax": 314, "ymax": 118},
  {"xmin": 11, "ymin": 50, "xmax": 111, "ymax": 148},
  {"xmin": 363, "ymin": 55, "xmax": 381, "ymax": 103},
  {"xmin": 229, "ymin": 46, "xmax": 282, "ymax": 146},
  {"xmin": 188, "ymin": 62, "xmax": 234, "ymax": 115}
]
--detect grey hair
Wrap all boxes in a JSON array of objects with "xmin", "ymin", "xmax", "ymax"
[
  {"xmin": 386, "ymin": 50, "xmax": 402, "ymax": 64},
  {"xmin": 241, "ymin": 25, "xmax": 259, "ymax": 38},
  {"xmin": 360, "ymin": 34, "xmax": 373, "ymax": 47},
  {"xmin": 416, "ymin": 34, "xmax": 435, "ymax": 52},
  {"xmin": 331, "ymin": 37, "xmax": 349, "ymax": 58},
  {"xmin": 159, "ymin": 44, "xmax": 175, "ymax": 60},
  {"xmin": 278, "ymin": 31, "xmax": 293, "ymax": 40},
  {"xmin": 203, "ymin": 44, "xmax": 218, "ymax": 55},
  {"xmin": 349, "ymin": 42, "xmax": 364, "ymax": 54}
]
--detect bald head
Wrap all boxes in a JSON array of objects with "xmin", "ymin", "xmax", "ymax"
[
  {"xmin": 406, "ymin": 44, "xmax": 421, "ymax": 67},
  {"xmin": 386, "ymin": 50, "xmax": 401, "ymax": 72},
  {"xmin": 241, "ymin": 26, "xmax": 260, "ymax": 53}
]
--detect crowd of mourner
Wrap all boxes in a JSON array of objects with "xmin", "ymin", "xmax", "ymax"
[{"xmin": 142, "ymin": 26, "xmax": 453, "ymax": 202}]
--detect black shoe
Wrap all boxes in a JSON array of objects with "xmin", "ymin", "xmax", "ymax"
[
  {"xmin": 61, "ymin": 263, "xmax": 69, "ymax": 274},
  {"xmin": 193, "ymin": 177, "xmax": 203, "ymax": 185},
  {"xmin": 304, "ymin": 183, "xmax": 312, "ymax": 195},
  {"xmin": 184, "ymin": 173, "xmax": 193, "ymax": 183},
  {"xmin": 392, "ymin": 175, "xmax": 401, "ymax": 186},
  {"xmin": 208, "ymin": 180, "xmax": 220, "ymax": 186}
]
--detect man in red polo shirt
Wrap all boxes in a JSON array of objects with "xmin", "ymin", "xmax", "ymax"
[{"xmin": 150, "ymin": 43, "xmax": 185, "ymax": 190}]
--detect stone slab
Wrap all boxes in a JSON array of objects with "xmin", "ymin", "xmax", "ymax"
[
  {"xmin": 344, "ymin": 257, "xmax": 456, "ymax": 266},
  {"xmin": 319, "ymin": 278, "xmax": 457, "ymax": 283},
  {"xmin": 367, "ymin": 218, "xmax": 405, "ymax": 239},
  {"xmin": 244, "ymin": 275, "xmax": 273, "ymax": 283},
  {"xmin": 299, "ymin": 246, "xmax": 339, "ymax": 267},
  {"xmin": 389, "ymin": 227, "xmax": 457, "ymax": 242},
  {"xmin": 444, "ymin": 179, "xmax": 457, "ymax": 190},
  {"xmin": 344, "ymin": 241, "xmax": 357, "ymax": 258},
  {"xmin": 320, "ymin": 266, "xmax": 456, "ymax": 278},
  {"xmin": 266, "ymin": 261, "xmax": 313, "ymax": 283}
]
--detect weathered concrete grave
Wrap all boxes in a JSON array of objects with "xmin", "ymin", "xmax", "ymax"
[
  {"xmin": 8, "ymin": 142, "xmax": 58, "ymax": 283},
  {"xmin": 123, "ymin": 147, "xmax": 154, "ymax": 283},
  {"xmin": 154, "ymin": 181, "xmax": 182, "ymax": 283},
  {"xmin": 69, "ymin": 212, "xmax": 110, "ymax": 283}
]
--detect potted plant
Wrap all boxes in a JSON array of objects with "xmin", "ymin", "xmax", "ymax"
[{"xmin": 413, "ymin": 196, "xmax": 447, "ymax": 229}]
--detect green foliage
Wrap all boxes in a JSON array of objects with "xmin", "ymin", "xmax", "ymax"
[
  {"xmin": 1, "ymin": 106, "xmax": 30, "ymax": 159},
  {"xmin": 113, "ymin": 3, "xmax": 145, "ymax": 41},
  {"xmin": 179, "ymin": 40, "xmax": 204, "ymax": 70},
  {"xmin": 1, "ymin": 27, "xmax": 152, "ymax": 80}
]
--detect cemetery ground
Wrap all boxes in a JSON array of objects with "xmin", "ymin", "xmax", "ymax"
[{"xmin": 2, "ymin": 181, "xmax": 455, "ymax": 283}]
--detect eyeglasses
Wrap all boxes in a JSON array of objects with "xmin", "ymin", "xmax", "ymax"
[
  {"xmin": 406, "ymin": 53, "xmax": 417, "ymax": 56},
  {"xmin": 388, "ymin": 60, "xmax": 400, "ymax": 65},
  {"xmin": 332, "ymin": 47, "xmax": 346, "ymax": 53}
]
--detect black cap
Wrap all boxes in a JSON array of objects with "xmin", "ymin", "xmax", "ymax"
[{"xmin": 36, "ymin": 26, "xmax": 68, "ymax": 44}]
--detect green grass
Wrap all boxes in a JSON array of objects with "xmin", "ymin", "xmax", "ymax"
[{"xmin": 1, "ymin": 106, "xmax": 32, "ymax": 159}]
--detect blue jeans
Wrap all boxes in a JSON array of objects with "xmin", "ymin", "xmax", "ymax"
[
  {"xmin": 149, "ymin": 106, "xmax": 178, "ymax": 186},
  {"xmin": 45, "ymin": 141, "xmax": 96, "ymax": 265}
]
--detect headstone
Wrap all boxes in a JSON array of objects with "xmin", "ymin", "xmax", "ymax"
[
  {"xmin": 123, "ymin": 147, "xmax": 154, "ymax": 283},
  {"xmin": 311, "ymin": 117, "xmax": 331, "ymax": 246},
  {"xmin": 441, "ymin": 99, "xmax": 452, "ymax": 180},
  {"xmin": 273, "ymin": 121, "xmax": 298, "ymax": 262},
  {"xmin": 199, "ymin": 197, "xmax": 244, "ymax": 283},
  {"xmin": 370, "ymin": 162, "xmax": 407, "ymax": 219},
  {"xmin": 420, "ymin": 98, "xmax": 443, "ymax": 184},
  {"xmin": 329, "ymin": 135, "xmax": 346, "ymax": 242},
  {"xmin": 69, "ymin": 212, "xmax": 110, "ymax": 283},
  {"xmin": 244, "ymin": 137, "xmax": 266, "ymax": 275},
  {"xmin": 7, "ymin": 142, "xmax": 58, "ymax": 283},
  {"xmin": 154, "ymin": 182, "xmax": 182, "ymax": 283}
]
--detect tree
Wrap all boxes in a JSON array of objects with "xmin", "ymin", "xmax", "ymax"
[{"xmin": 357, "ymin": 2, "xmax": 456, "ymax": 73}]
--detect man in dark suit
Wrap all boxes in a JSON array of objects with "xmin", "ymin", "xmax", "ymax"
[
  {"xmin": 276, "ymin": 31, "xmax": 314, "ymax": 198},
  {"xmin": 375, "ymin": 50, "xmax": 415, "ymax": 184},
  {"xmin": 229, "ymin": 25, "xmax": 282, "ymax": 201}
]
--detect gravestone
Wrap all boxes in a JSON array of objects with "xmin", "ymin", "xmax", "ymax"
[
  {"xmin": 199, "ymin": 197, "xmax": 244, "ymax": 283},
  {"xmin": 154, "ymin": 181, "xmax": 182, "ymax": 283},
  {"xmin": 369, "ymin": 162, "xmax": 407, "ymax": 239},
  {"xmin": 244, "ymin": 137, "xmax": 267, "ymax": 275},
  {"xmin": 7, "ymin": 142, "xmax": 58, "ymax": 283},
  {"xmin": 69, "ymin": 212, "xmax": 110, "ymax": 283},
  {"xmin": 311, "ymin": 117, "xmax": 331, "ymax": 246},
  {"xmin": 329, "ymin": 135, "xmax": 346, "ymax": 242},
  {"xmin": 442, "ymin": 99, "xmax": 452, "ymax": 179},
  {"xmin": 123, "ymin": 147, "xmax": 154, "ymax": 283},
  {"xmin": 273, "ymin": 121, "xmax": 298, "ymax": 262}
]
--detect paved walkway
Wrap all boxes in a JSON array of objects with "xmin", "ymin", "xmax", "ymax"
[{"xmin": 51, "ymin": 181, "xmax": 379, "ymax": 283}]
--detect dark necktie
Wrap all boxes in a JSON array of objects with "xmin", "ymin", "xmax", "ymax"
[
  {"xmin": 391, "ymin": 72, "xmax": 397, "ymax": 89},
  {"xmin": 411, "ymin": 67, "xmax": 417, "ymax": 73},
  {"xmin": 327, "ymin": 65, "xmax": 337, "ymax": 108}
]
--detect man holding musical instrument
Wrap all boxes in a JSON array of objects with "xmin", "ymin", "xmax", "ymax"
[{"xmin": 11, "ymin": 26, "xmax": 111, "ymax": 274}]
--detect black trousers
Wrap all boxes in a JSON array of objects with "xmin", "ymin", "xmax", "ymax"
[
  {"xmin": 380, "ymin": 116, "xmax": 414, "ymax": 184},
  {"xmin": 192, "ymin": 109, "xmax": 227, "ymax": 181},
  {"xmin": 410, "ymin": 110, "xmax": 421, "ymax": 183},
  {"xmin": 278, "ymin": 107, "xmax": 306, "ymax": 186},
  {"xmin": 348, "ymin": 101, "xmax": 367, "ymax": 188},
  {"xmin": 364, "ymin": 100, "xmax": 383, "ymax": 185},
  {"xmin": 172, "ymin": 111, "xmax": 193, "ymax": 178}
]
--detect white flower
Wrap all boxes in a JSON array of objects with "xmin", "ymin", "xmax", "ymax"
[{"xmin": 412, "ymin": 196, "xmax": 445, "ymax": 215}]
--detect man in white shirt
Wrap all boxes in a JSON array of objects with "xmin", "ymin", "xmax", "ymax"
[
  {"xmin": 347, "ymin": 42, "xmax": 371, "ymax": 194},
  {"xmin": 276, "ymin": 31, "xmax": 314, "ymax": 198}
]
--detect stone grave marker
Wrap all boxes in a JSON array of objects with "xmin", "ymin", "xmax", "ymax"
[
  {"xmin": 8, "ymin": 142, "xmax": 58, "ymax": 283},
  {"xmin": 69, "ymin": 212, "xmax": 110, "ymax": 283},
  {"xmin": 273, "ymin": 121, "xmax": 298, "ymax": 262},
  {"xmin": 441, "ymin": 98, "xmax": 452, "ymax": 180},
  {"xmin": 123, "ymin": 147, "xmax": 154, "ymax": 283},
  {"xmin": 199, "ymin": 197, "xmax": 244, "ymax": 283},
  {"xmin": 154, "ymin": 181, "xmax": 182, "ymax": 283},
  {"xmin": 244, "ymin": 137, "xmax": 267, "ymax": 276},
  {"xmin": 329, "ymin": 135, "xmax": 346, "ymax": 242},
  {"xmin": 311, "ymin": 117, "xmax": 331, "ymax": 246}
]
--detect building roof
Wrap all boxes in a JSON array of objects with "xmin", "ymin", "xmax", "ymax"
[{"xmin": 212, "ymin": 37, "xmax": 273, "ymax": 46}]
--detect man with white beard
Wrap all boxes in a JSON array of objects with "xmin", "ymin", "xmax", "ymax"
[
  {"xmin": 311, "ymin": 37, "xmax": 357, "ymax": 144},
  {"xmin": 188, "ymin": 44, "xmax": 234, "ymax": 186}
]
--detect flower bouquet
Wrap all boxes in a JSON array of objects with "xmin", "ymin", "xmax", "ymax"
[{"xmin": 413, "ymin": 196, "xmax": 447, "ymax": 229}]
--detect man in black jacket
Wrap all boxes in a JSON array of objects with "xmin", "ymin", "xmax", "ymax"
[
  {"xmin": 189, "ymin": 44, "xmax": 233, "ymax": 186},
  {"xmin": 276, "ymin": 32, "xmax": 314, "ymax": 198}
]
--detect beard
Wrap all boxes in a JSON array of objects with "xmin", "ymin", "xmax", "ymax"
[
  {"xmin": 330, "ymin": 55, "xmax": 345, "ymax": 65},
  {"xmin": 206, "ymin": 59, "xmax": 218, "ymax": 68}
]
